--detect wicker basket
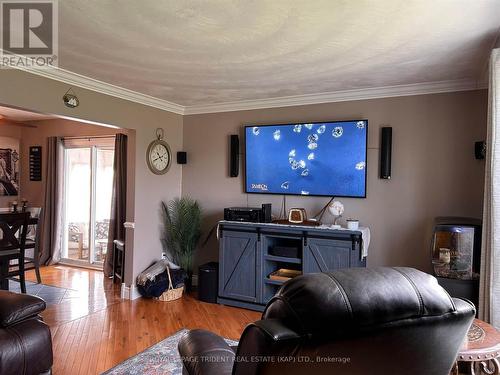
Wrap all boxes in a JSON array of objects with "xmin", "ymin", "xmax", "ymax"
[{"xmin": 156, "ymin": 267, "xmax": 184, "ymax": 302}]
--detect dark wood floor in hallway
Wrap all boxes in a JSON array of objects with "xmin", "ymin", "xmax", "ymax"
[{"xmin": 24, "ymin": 266, "xmax": 260, "ymax": 375}]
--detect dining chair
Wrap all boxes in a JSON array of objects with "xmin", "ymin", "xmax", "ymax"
[
  {"xmin": 24, "ymin": 207, "xmax": 43, "ymax": 283},
  {"xmin": 0, "ymin": 212, "xmax": 30, "ymax": 293}
]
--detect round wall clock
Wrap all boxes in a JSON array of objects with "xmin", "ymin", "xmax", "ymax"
[{"xmin": 146, "ymin": 128, "xmax": 172, "ymax": 175}]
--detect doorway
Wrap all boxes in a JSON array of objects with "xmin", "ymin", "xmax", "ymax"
[{"xmin": 61, "ymin": 138, "xmax": 115, "ymax": 268}]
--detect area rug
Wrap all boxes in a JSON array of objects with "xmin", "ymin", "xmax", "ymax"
[
  {"xmin": 102, "ymin": 329, "xmax": 238, "ymax": 375},
  {"xmin": 8, "ymin": 280, "xmax": 72, "ymax": 306}
]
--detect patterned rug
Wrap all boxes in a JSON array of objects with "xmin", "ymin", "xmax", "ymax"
[
  {"xmin": 102, "ymin": 329, "xmax": 238, "ymax": 375},
  {"xmin": 8, "ymin": 280, "xmax": 72, "ymax": 306}
]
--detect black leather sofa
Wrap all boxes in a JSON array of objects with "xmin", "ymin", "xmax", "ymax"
[
  {"xmin": 179, "ymin": 267, "xmax": 475, "ymax": 375},
  {"xmin": 0, "ymin": 290, "xmax": 53, "ymax": 375}
]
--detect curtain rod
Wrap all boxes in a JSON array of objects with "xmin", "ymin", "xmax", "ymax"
[{"xmin": 62, "ymin": 135, "xmax": 116, "ymax": 140}]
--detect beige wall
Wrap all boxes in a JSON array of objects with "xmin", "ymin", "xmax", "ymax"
[
  {"xmin": 0, "ymin": 69, "xmax": 183, "ymax": 287},
  {"xmin": 19, "ymin": 118, "xmax": 127, "ymax": 207},
  {"xmin": 183, "ymin": 90, "xmax": 487, "ymax": 272},
  {"xmin": 0, "ymin": 122, "xmax": 22, "ymax": 207},
  {"xmin": 0, "ymin": 66, "xmax": 488, "ymax": 287}
]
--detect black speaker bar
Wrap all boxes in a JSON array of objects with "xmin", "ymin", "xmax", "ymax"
[
  {"xmin": 230, "ymin": 134, "xmax": 239, "ymax": 177},
  {"xmin": 380, "ymin": 127, "xmax": 392, "ymax": 179}
]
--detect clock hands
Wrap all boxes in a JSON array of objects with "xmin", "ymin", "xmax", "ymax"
[{"xmin": 149, "ymin": 142, "xmax": 170, "ymax": 172}]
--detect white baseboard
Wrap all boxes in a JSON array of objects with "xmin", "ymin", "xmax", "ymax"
[
  {"xmin": 130, "ymin": 285, "xmax": 142, "ymax": 300},
  {"xmin": 58, "ymin": 259, "xmax": 103, "ymax": 271},
  {"xmin": 120, "ymin": 283, "xmax": 128, "ymax": 299},
  {"xmin": 120, "ymin": 283, "xmax": 142, "ymax": 300}
]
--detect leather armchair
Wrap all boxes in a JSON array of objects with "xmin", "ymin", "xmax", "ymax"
[
  {"xmin": 0, "ymin": 290, "xmax": 53, "ymax": 375},
  {"xmin": 179, "ymin": 267, "xmax": 475, "ymax": 375}
]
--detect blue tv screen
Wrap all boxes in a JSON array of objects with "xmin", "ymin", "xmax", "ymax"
[{"xmin": 245, "ymin": 120, "xmax": 368, "ymax": 197}]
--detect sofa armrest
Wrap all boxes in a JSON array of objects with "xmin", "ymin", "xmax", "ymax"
[
  {"xmin": 0, "ymin": 290, "xmax": 46, "ymax": 327},
  {"xmin": 178, "ymin": 329, "xmax": 235, "ymax": 375},
  {"xmin": 251, "ymin": 319, "xmax": 303, "ymax": 342},
  {"xmin": 232, "ymin": 319, "xmax": 303, "ymax": 375},
  {"xmin": 452, "ymin": 297, "xmax": 476, "ymax": 317}
]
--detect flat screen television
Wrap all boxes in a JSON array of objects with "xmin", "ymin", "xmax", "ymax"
[{"xmin": 245, "ymin": 120, "xmax": 367, "ymax": 197}]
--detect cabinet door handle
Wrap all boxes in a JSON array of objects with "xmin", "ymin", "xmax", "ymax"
[{"xmin": 351, "ymin": 234, "xmax": 360, "ymax": 250}]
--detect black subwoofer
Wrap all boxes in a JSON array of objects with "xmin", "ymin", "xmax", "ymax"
[{"xmin": 198, "ymin": 262, "xmax": 219, "ymax": 304}]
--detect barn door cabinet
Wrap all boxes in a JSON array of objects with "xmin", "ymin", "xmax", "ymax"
[{"xmin": 218, "ymin": 221, "xmax": 366, "ymax": 311}]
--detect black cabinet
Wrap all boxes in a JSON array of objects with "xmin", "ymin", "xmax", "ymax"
[{"xmin": 218, "ymin": 221, "xmax": 366, "ymax": 311}]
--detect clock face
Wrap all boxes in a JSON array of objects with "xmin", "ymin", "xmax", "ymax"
[{"xmin": 147, "ymin": 140, "xmax": 171, "ymax": 174}]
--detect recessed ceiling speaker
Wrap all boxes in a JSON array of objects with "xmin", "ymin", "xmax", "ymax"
[
  {"xmin": 230, "ymin": 134, "xmax": 239, "ymax": 177},
  {"xmin": 380, "ymin": 127, "xmax": 392, "ymax": 179},
  {"xmin": 177, "ymin": 151, "xmax": 187, "ymax": 164}
]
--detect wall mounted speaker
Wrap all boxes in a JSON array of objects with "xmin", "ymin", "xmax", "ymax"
[
  {"xmin": 380, "ymin": 127, "xmax": 392, "ymax": 179},
  {"xmin": 177, "ymin": 151, "xmax": 187, "ymax": 164},
  {"xmin": 475, "ymin": 141, "xmax": 486, "ymax": 160},
  {"xmin": 230, "ymin": 134, "xmax": 239, "ymax": 177}
]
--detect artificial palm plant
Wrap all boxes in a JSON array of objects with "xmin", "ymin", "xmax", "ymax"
[{"xmin": 161, "ymin": 197, "xmax": 202, "ymax": 281}]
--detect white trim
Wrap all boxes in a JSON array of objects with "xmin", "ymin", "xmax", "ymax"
[
  {"xmin": 120, "ymin": 283, "xmax": 129, "ymax": 299},
  {"xmin": 183, "ymin": 79, "xmax": 486, "ymax": 115},
  {"xmin": 130, "ymin": 284, "xmax": 142, "ymax": 300},
  {"xmin": 14, "ymin": 65, "xmax": 486, "ymax": 115},
  {"xmin": 123, "ymin": 221, "xmax": 135, "ymax": 229},
  {"xmin": 120, "ymin": 283, "xmax": 142, "ymax": 300},
  {"xmin": 58, "ymin": 259, "xmax": 103, "ymax": 271},
  {"xmin": 13, "ymin": 65, "xmax": 185, "ymax": 115}
]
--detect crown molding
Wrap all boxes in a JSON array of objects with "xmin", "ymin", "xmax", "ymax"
[
  {"xmin": 183, "ymin": 79, "xmax": 486, "ymax": 115},
  {"xmin": 12, "ymin": 63, "xmax": 486, "ymax": 116},
  {"xmin": 13, "ymin": 65, "xmax": 185, "ymax": 115}
]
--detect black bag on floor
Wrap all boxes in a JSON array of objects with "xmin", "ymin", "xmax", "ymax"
[{"xmin": 137, "ymin": 268, "xmax": 187, "ymax": 298}]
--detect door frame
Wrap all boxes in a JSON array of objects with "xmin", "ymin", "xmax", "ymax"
[{"xmin": 61, "ymin": 140, "xmax": 114, "ymax": 268}]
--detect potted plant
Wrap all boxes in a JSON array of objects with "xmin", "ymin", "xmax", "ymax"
[{"xmin": 161, "ymin": 197, "xmax": 202, "ymax": 290}]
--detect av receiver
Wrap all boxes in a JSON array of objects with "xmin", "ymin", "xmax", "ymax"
[{"xmin": 224, "ymin": 204, "xmax": 272, "ymax": 223}]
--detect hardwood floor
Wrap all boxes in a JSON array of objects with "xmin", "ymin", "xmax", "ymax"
[{"xmin": 25, "ymin": 265, "xmax": 261, "ymax": 375}]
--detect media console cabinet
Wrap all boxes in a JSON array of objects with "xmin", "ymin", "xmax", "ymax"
[{"xmin": 217, "ymin": 220, "xmax": 367, "ymax": 311}]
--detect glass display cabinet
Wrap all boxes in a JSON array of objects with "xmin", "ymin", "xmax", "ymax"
[
  {"xmin": 432, "ymin": 225, "xmax": 479, "ymax": 280},
  {"xmin": 431, "ymin": 217, "xmax": 481, "ymax": 310}
]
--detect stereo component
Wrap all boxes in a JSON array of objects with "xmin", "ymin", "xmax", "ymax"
[
  {"xmin": 380, "ymin": 127, "xmax": 392, "ymax": 179},
  {"xmin": 224, "ymin": 204, "xmax": 272, "ymax": 223},
  {"xmin": 261, "ymin": 203, "xmax": 272, "ymax": 223}
]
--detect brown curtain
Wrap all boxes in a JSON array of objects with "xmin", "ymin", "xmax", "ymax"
[
  {"xmin": 40, "ymin": 137, "xmax": 64, "ymax": 265},
  {"xmin": 104, "ymin": 134, "xmax": 127, "ymax": 276}
]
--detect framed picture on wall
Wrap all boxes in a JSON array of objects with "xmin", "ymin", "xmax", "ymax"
[{"xmin": 0, "ymin": 137, "xmax": 20, "ymax": 196}]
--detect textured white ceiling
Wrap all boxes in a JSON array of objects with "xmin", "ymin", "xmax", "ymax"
[{"xmin": 58, "ymin": 0, "xmax": 500, "ymax": 106}]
